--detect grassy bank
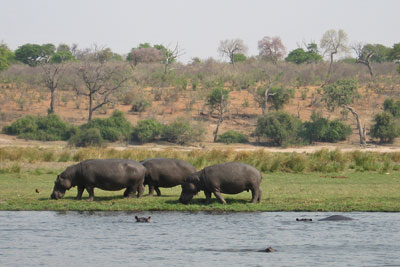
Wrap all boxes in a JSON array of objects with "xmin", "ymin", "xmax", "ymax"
[{"xmin": 1, "ymin": 167, "xmax": 399, "ymax": 212}]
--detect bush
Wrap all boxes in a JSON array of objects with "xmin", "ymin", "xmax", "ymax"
[
  {"xmin": 370, "ymin": 112, "xmax": 399, "ymax": 143},
  {"xmin": 216, "ymin": 130, "xmax": 248, "ymax": 144},
  {"xmin": 130, "ymin": 99, "xmax": 151, "ymax": 112},
  {"xmin": 2, "ymin": 114, "xmax": 77, "ymax": 141},
  {"xmin": 255, "ymin": 111, "xmax": 302, "ymax": 146},
  {"xmin": 131, "ymin": 119, "xmax": 163, "ymax": 143},
  {"xmin": 68, "ymin": 128, "xmax": 104, "ymax": 147},
  {"xmin": 383, "ymin": 98, "xmax": 400, "ymax": 117},
  {"xmin": 161, "ymin": 118, "xmax": 205, "ymax": 145},
  {"xmin": 301, "ymin": 112, "xmax": 352, "ymax": 143},
  {"xmin": 80, "ymin": 110, "xmax": 133, "ymax": 142}
]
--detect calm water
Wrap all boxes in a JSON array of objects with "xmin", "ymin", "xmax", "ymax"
[{"xmin": 0, "ymin": 211, "xmax": 399, "ymax": 267}]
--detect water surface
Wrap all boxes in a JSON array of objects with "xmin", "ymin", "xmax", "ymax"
[{"xmin": 0, "ymin": 211, "xmax": 399, "ymax": 266}]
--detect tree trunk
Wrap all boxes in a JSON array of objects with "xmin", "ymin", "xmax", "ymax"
[
  {"xmin": 213, "ymin": 116, "xmax": 223, "ymax": 142},
  {"xmin": 88, "ymin": 94, "xmax": 93, "ymax": 122},
  {"xmin": 49, "ymin": 88, "xmax": 55, "ymax": 114},
  {"xmin": 346, "ymin": 105, "xmax": 367, "ymax": 145}
]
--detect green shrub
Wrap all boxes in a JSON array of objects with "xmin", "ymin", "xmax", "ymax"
[
  {"xmin": 2, "ymin": 114, "xmax": 77, "ymax": 141},
  {"xmin": 130, "ymin": 99, "xmax": 151, "ymax": 112},
  {"xmin": 370, "ymin": 112, "xmax": 399, "ymax": 143},
  {"xmin": 216, "ymin": 130, "xmax": 248, "ymax": 144},
  {"xmin": 161, "ymin": 118, "xmax": 205, "ymax": 145},
  {"xmin": 68, "ymin": 128, "xmax": 104, "ymax": 147},
  {"xmin": 80, "ymin": 110, "xmax": 133, "ymax": 142},
  {"xmin": 383, "ymin": 98, "xmax": 400, "ymax": 117},
  {"xmin": 301, "ymin": 113, "xmax": 352, "ymax": 143},
  {"xmin": 131, "ymin": 119, "xmax": 163, "ymax": 143},
  {"xmin": 255, "ymin": 111, "xmax": 302, "ymax": 146}
]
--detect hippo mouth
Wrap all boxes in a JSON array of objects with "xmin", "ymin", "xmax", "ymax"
[
  {"xmin": 50, "ymin": 190, "xmax": 65, "ymax": 200},
  {"xmin": 179, "ymin": 194, "xmax": 194, "ymax": 204}
]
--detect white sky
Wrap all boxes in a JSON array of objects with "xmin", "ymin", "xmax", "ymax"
[{"xmin": 1, "ymin": 0, "xmax": 399, "ymax": 63}]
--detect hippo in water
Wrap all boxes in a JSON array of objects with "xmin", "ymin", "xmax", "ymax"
[
  {"xmin": 50, "ymin": 159, "xmax": 146, "ymax": 201},
  {"xmin": 135, "ymin": 216, "xmax": 151, "ymax": 223},
  {"xmin": 140, "ymin": 158, "xmax": 196, "ymax": 196},
  {"xmin": 318, "ymin": 215, "xmax": 353, "ymax": 221},
  {"xmin": 179, "ymin": 162, "xmax": 262, "ymax": 205}
]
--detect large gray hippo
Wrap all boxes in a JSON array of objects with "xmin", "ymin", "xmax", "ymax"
[
  {"xmin": 179, "ymin": 162, "xmax": 262, "ymax": 204},
  {"xmin": 140, "ymin": 158, "xmax": 196, "ymax": 196},
  {"xmin": 318, "ymin": 215, "xmax": 353, "ymax": 221},
  {"xmin": 50, "ymin": 159, "xmax": 146, "ymax": 201}
]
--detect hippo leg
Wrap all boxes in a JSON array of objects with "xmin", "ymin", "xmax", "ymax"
[
  {"xmin": 137, "ymin": 184, "xmax": 144, "ymax": 198},
  {"xmin": 250, "ymin": 188, "xmax": 260, "ymax": 203},
  {"xmin": 86, "ymin": 187, "xmax": 94, "ymax": 201},
  {"xmin": 204, "ymin": 191, "xmax": 212, "ymax": 204},
  {"xmin": 213, "ymin": 191, "xmax": 227, "ymax": 205},
  {"xmin": 154, "ymin": 186, "xmax": 161, "ymax": 196},
  {"xmin": 123, "ymin": 187, "xmax": 134, "ymax": 198},
  {"xmin": 257, "ymin": 188, "xmax": 262, "ymax": 203},
  {"xmin": 76, "ymin": 186, "xmax": 84, "ymax": 200},
  {"xmin": 148, "ymin": 184, "xmax": 155, "ymax": 196}
]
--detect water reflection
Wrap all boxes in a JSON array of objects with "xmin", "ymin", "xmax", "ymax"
[{"xmin": 0, "ymin": 211, "xmax": 399, "ymax": 266}]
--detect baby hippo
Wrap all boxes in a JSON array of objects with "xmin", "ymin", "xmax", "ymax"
[{"xmin": 179, "ymin": 162, "xmax": 262, "ymax": 205}]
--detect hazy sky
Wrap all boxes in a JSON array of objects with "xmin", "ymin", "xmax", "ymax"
[{"xmin": 1, "ymin": 0, "xmax": 399, "ymax": 62}]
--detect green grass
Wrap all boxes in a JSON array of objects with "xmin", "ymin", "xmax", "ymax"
[{"xmin": 1, "ymin": 168, "xmax": 399, "ymax": 211}]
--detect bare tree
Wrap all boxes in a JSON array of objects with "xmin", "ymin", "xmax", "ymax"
[
  {"xmin": 258, "ymin": 36, "xmax": 286, "ymax": 64},
  {"xmin": 353, "ymin": 42, "xmax": 374, "ymax": 78},
  {"xmin": 127, "ymin": 47, "xmax": 163, "ymax": 68},
  {"xmin": 155, "ymin": 43, "xmax": 184, "ymax": 74},
  {"xmin": 320, "ymin": 29, "xmax": 349, "ymax": 78},
  {"xmin": 218, "ymin": 39, "xmax": 248, "ymax": 64},
  {"xmin": 73, "ymin": 48, "xmax": 129, "ymax": 121},
  {"xmin": 40, "ymin": 60, "xmax": 68, "ymax": 114}
]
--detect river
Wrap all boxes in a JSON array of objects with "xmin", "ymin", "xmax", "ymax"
[{"xmin": 0, "ymin": 211, "xmax": 399, "ymax": 266}]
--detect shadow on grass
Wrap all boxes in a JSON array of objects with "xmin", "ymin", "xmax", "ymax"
[
  {"xmin": 165, "ymin": 198, "xmax": 249, "ymax": 205},
  {"xmin": 39, "ymin": 195, "xmax": 125, "ymax": 201}
]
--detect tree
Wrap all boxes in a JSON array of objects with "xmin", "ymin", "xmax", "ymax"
[
  {"xmin": 218, "ymin": 39, "xmax": 248, "ymax": 65},
  {"xmin": 14, "ymin": 43, "xmax": 57, "ymax": 66},
  {"xmin": 0, "ymin": 43, "xmax": 14, "ymax": 71},
  {"xmin": 285, "ymin": 43, "xmax": 322, "ymax": 64},
  {"xmin": 73, "ymin": 48, "xmax": 129, "ymax": 121},
  {"xmin": 127, "ymin": 47, "xmax": 163, "ymax": 67},
  {"xmin": 320, "ymin": 29, "xmax": 349, "ymax": 78},
  {"xmin": 207, "ymin": 86, "xmax": 230, "ymax": 142},
  {"xmin": 388, "ymin": 43, "xmax": 400, "ymax": 62},
  {"xmin": 370, "ymin": 112, "xmax": 399, "ymax": 143},
  {"xmin": 258, "ymin": 36, "xmax": 286, "ymax": 64},
  {"xmin": 353, "ymin": 42, "xmax": 374, "ymax": 77},
  {"xmin": 154, "ymin": 43, "xmax": 184, "ymax": 73},
  {"xmin": 322, "ymin": 79, "xmax": 367, "ymax": 145}
]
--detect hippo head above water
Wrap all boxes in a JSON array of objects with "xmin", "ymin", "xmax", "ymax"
[
  {"xmin": 179, "ymin": 172, "xmax": 201, "ymax": 204},
  {"xmin": 50, "ymin": 174, "xmax": 72, "ymax": 200}
]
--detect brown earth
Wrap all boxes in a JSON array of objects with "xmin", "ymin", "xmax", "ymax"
[{"xmin": 1, "ymin": 83, "xmax": 399, "ymax": 152}]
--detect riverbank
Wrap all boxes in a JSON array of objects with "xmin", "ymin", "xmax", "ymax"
[{"xmin": 1, "ymin": 169, "xmax": 399, "ymax": 212}]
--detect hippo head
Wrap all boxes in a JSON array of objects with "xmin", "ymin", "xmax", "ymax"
[
  {"xmin": 179, "ymin": 173, "xmax": 201, "ymax": 204},
  {"xmin": 50, "ymin": 175, "xmax": 71, "ymax": 200}
]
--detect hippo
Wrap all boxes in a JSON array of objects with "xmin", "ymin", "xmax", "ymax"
[
  {"xmin": 50, "ymin": 159, "xmax": 146, "ymax": 201},
  {"xmin": 135, "ymin": 216, "xmax": 151, "ymax": 223},
  {"xmin": 318, "ymin": 215, "xmax": 353, "ymax": 221},
  {"xmin": 179, "ymin": 162, "xmax": 262, "ymax": 205},
  {"xmin": 296, "ymin": 218, "xmax": 312, "ymax": 222},
  {"xmin": 140, "ymin": 158, "xmax": 196, "ymax": 196}
]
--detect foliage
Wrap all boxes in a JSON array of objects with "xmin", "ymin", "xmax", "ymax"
[
  {"xmin": 49, "ymin": 50, "xmax": 75, "ymax": 63},
  {"xmin": 2, "ymin": 114, "xmax": 77, "ymax": 141},
  {"xmin": 218, "ymin": 39, "xmax": 248, "ymax": 64},
  {"xmin": 232, "ymin": 53, "xmax": 247, "ymax": 63},
  {"xmin": 130, "ymin": 98, "xmax": 151, "ymax": 112},
  {"xmin": 285, "ymin": 43, "xmax": 323, "ymax": 64},
  {"xmin": 383, "ymin": 98, "xmax": 400, "ymax": 117},
  {"xmin": 161, "ymin": 118, "xmax": 205, "ymax": 145},
  {"xmin": 268, "ymin": 86, "xmax": 294, "ymax": 110},
  {"xmin": 361, "ymin": 44, "xmax": 392, "ymax": 63},
  {"xmin": 255, "ymin": 111, "xmax": 302, "ymax": 146},
  {"xmin": 131, "ymin": 119, "xmax": 163, "ymax": 143},
  {"xmin": 127, "ymin": 47, "xmax": 162, "ymax": 66},
  {"xmin": 0, "ymin": 43, "xmax": 15, "ymax": 71},
  {"xmin": 68, "ymin": 128, "xmax": 104, "ymax": 147},
  {"xmin": 15, "ymin": 43, "xmax": 56, "ymax": 66},
  {"xmin": 322, "ymin": 79, "xmax": 359, "ymax": 112},
  {"xmin": 207, "ymin": 86, "xmax": 229, "ymax": 111},
  {"xmin": 80, "ymin": 110, "xmax": 133, "ymax": 142},
  {"xmin": 388, "ymin": 43, "xmax": 400, "ymax": 62},
  {"xmin": 301, "ymin": 112, "xmax": 352, "ymax": 143},
  {"xmin": 370, "ymin": 112, "xmax": 399, "ymax": 143},
  {"xmin": 216, "ymin": 130, "xmax": 248, "ymax": 144}
]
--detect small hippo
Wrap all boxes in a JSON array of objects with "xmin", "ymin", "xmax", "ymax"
[
  {"xmin": 141, "ymin": 158, "xmax": 196, "ymax": 196},
  {"xmin": 135, "ymin": 216, "xmax": 151, "ymax": 223},
  {"xmin": 51, "ymin": 159, "xmax": 146, "ymax": 201},
  {"xmin": 179, "ymin": 162, "xmax": 262, "ymax": 205}
]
